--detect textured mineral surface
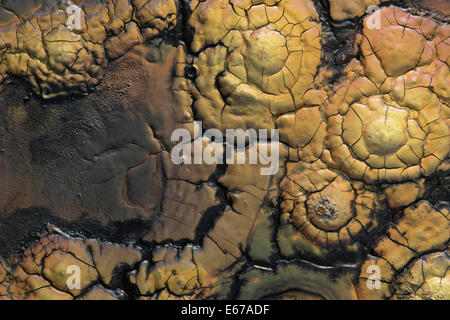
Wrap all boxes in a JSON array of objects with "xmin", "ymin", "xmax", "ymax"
[{"xmin": 0, "ymin": 0, "xmax": 448, "ymax": 300}]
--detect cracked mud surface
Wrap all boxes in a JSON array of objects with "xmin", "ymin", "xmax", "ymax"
[{"xmin": 0, "ymin": 0, "xmax": 448, "ymax": 300}]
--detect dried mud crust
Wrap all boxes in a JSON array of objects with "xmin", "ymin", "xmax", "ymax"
[
  {"xmin": 0, "ymin": 0, "xmax": 178, "ymax": 98},
  {"xmin": 324, "ymin": 6, "xmax": 450, "ymax": 184},
  {"xmin": 0, "ymin": 0, "xmax": 448, "ymax": 300}
]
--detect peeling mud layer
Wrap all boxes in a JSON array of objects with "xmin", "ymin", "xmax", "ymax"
[{"xmin": 0, "ymin": 0, "xmax": 448, "ymax": 300}]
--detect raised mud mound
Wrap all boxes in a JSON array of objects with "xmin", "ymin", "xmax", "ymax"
[{"xmin": 0, "ymin": 0, "xmax": 448, "ymax": 300}]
